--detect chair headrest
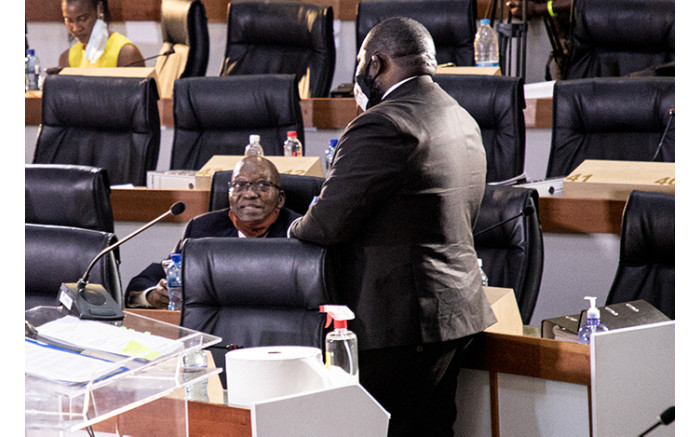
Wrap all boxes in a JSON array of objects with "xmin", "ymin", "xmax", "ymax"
[
  {"xmin": 41, "ymin": 75, "xmax": 160, "ymax": 132},
  {"xmin": 182, "ymin": 238, "xmax": 330, "ymax": 309}
]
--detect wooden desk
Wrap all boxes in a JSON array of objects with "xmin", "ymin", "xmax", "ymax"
[
  {"xmin": 111, "ymin": 187, "xmax": 624, "ymax": 234},
  {"xmin": 27, "ymin": 0, "xmax": 493, "ymax": 22},
  {"xmin": 26, "ymin": 94, "xmax": 554, "ymax": 130},
  {"xmin": 120, "ymin": 309, "xmax": 591, "ymax": 436}
]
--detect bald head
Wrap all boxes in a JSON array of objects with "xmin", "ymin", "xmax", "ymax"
[
  {"xmin": 233, "ymin": 156, "xmax": 281, "ymax": 186},
  {"xmin": 362, "ymin": 17, "xmax": 437, "ymax": 77}
]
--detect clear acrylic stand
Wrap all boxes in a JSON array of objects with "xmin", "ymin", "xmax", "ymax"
[{"xmin": 25, "ymin": 306, "xmax": 221, "ymax": 436}]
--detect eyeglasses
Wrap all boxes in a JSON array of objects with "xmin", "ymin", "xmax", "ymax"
[{"xmin": 228, "ymin": 180, "xmax": 281, "ymax": 194}]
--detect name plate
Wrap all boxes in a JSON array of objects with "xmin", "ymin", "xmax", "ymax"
[
  {"xmin": 562, "ymin": 160, "xmax": 675, "ymax": 201},
  {"xmin": 194, "ymin": 155, "xmax": 324, "ymax": 189}
]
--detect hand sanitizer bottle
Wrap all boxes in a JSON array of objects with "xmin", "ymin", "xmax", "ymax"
[
  {"xmin": 321, "ymin": 305, "xmax": 359, "ymax": 384},
  {"xmin": 578, "ymin": 296, "xmax": 609, "ymax": 345}
]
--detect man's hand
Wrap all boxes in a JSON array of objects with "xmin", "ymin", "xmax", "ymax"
[{"xmin": 146, "ymin": 278, "xmax": 170, "ymax": 309}]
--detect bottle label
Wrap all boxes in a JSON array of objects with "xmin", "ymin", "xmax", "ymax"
[{"xmin": 476, "ymin": 62, "xmax": 499, "ymax": 67}]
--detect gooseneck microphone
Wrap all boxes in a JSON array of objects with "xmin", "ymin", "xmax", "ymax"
[
  {"xmin": 59, "ymin": 202, "xmax": 186, "ymax": 321},
  {"xmin": 123, "ymin": 48, "xmax": 176, "ymax": 67},
  {"xmin": 473, "ymin": 205, "xmax": 536, "ymax": 238},
  {"xmin": 650, "ymin": 108, "xmax": 675, "ymax": 162},
  {"xmin": 639, "ymin": 406, "xmax": 674, "ymax": 436}
]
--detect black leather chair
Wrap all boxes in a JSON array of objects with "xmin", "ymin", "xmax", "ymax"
[
  {"xmin": 220, "ymin": 0, "xmax": 335, "ymax": 98},
  {"xmin": 434, "ymin": 74, "xmax": 525, "ymax": 183},
  {"xmin": 546, "ymin": 77, "xmax": 675, "ymax": 178},
  {"xmin": 155, "ymin": 0, "xmax": 210, "ymax": 98},
  {"xmin": 562, "ymin": 0, "xmax": 675, "ymax": 79},
  {"xmin": 33, "ymin": 75, "xmax": 161, "ymax": 186},
  {"xmin": 25, "ymin": 164, "xmax": 114, "ymax": 233},
  {"xmin": 208, "ymin": 170, "xmax": 324, "ymax": 214},
  {"xmin": 169, "ymin": 75, "xmax": 305, "ymax": 170},
  {"xmin": 180, "ymin": 238, "xmax": 332, "ymax": 387},
  {"xmin": 25, "ymin": 224, "xmax": 122, "ymax": 310},
  {"xmin": 473, "ymin": 185, "xmax": 543, "ymax": 325},
  {"xmin": 356, "ymin": 0, "xmax": 477, "ymax": 67},
  {"xmin": 606, "ymin": 190, "xmax": 674, "ymax": 319}
]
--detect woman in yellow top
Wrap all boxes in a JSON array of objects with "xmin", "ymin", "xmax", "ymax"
[{"xmin": 58, "ymin": 0, "xmax": 145, "ymax": 68}]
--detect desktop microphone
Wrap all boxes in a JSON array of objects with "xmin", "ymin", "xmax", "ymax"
[
  {"xmin": 650, "ymin": 108, "xmax": 675, "ymax": 162},
  {"xmin": 473, "ymin": 205, "xmax": 536, "ymax": 238},
  {"xmin": 123, "ymin": 48, "xmax": 176, "ymax": 67},
  {"xmin": 639, "ymin": 406, "xmax": 674, "ymax": 436},
  {"xmin": 59, "ymin": 202, "xmax": 187, "ymax": 321}
]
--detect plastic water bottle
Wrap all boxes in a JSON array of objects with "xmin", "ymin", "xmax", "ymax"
[
  {"xmin": 474, "ymin": 18, "xmax": 499, "ymax": 67},
  {"xmin": 25, "ymin": 49, "xmax": 40, "ymax": 91},
  {"xmin": 321, "ymin": 305, "xmax": 359, "ymax": 384},
  {"xmin": 283, "ymin": 131, "xmax": 303, "ymax": 157},
  {"xmin": 578, "ymin": 296, "xmax": 609, "ymax": 345},
  {"xmin": 166, "ymin": 253, "xmax": 182, "ymax": 311},
  {"xmin": 183, "ymin": 349, "xmax": 209, "ymax": 401},
  {"xmin": 325, "ymin": 139, "xmax": 338, "ymax": 172},
  {"xmin": 244, "ymin": 134, "xmax": 264, "ymax": 157},
  {"xmin": 478, "ymin": 258, "xmax": 489, "ymax": 287}
]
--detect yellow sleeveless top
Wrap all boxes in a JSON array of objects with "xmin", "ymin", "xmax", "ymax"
[{"xmin": 68, "ymin": 32, "xmax": 132, "ymax": 68}]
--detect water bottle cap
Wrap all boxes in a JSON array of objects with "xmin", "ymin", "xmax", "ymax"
[
  {"xmin": 249, "ymin": 134, "xmax": 260, "ymax": 143},
  {"xmin": 480, "ymin": 18, "xmax": 490, "ymax": 25},
  {"xmin": 287, "ymin": 131, "xmax": 297, "ymax": 137},
  {"xmin": 329, "ymin": 139, "xmax": 338, "ymax": 147},
  {"xmin": 171, "ymin": 253, "xmax": 182, "ymax": 263}
]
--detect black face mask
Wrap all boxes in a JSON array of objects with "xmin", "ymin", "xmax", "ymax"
[{"xmin": 354, "ymin": 63, "xmax": 383, "ymax": 110}]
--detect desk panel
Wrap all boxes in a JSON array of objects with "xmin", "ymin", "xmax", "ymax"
[
  {"xmin": 111, "ymin": 188, "xmax": 621, "ymax": 234},
  {"xmin": 26, "ymin": 94, "xmax": 553, "ymax": 130},
  {"xmin": 26, "ymin": 0, "xmax": 493, "ymax": 22}
]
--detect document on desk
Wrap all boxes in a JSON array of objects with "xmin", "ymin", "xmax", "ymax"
[
  {"xmin": 34, "ymin": 315, "xmax": 181, "ymax": 361},
  {"xmin": 25, "ymin": 338, "xmax": 128, "ymax": 384}
]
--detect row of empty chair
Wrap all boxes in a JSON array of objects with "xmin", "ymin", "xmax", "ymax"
[
  {"xmin": 157, "ymin": 0, "xmax": 675, "ymax": 93},
  {"xmin": 31, "ymin": 73, "xmax": 675, "ymax": 186}
]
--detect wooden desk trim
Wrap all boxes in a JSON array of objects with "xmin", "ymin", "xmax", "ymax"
[
  {"xmin": 27, "ymin": 0, "xmax": 493, "ymax": 22},
  {"xmin": 27, "ymin": 94, "xmax": 553, "ymax": 130},
  {"xmin": 111, "ymin": 188, "xmax": 210, "ymax": 223},
  {"xmin": 110, "ymin": 188, "xmax": 623, "ymax": 234}
]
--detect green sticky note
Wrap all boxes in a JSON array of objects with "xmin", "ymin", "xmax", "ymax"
[{"xmin": 121, "ymin": 340, "xmax": 161, "ymax": 360}]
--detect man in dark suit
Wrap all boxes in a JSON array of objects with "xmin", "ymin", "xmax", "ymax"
[
  {"xmin": 126, "ymin": 156, "xmax": 301, "ymax": 308},
  {"xmin": 289, "ymin": 17, "xmax": 497, "ymax": 437}
]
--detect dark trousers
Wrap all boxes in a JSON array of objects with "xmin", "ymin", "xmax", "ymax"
[{"xmin": 359, "ymin": 336, "xmax": 474, "ymax": 437}]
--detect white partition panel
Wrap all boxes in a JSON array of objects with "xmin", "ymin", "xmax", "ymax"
[{"xmin": 591, "ymin": 321, "xmax": 675, "ymax": 437}]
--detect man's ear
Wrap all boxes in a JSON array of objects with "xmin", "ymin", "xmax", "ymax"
[
  {"xmin": 277, "ymin": 190, "xmax": 286, "ymax": 209},
  {"xmin": 369, "ymin": 54, "xmax": 387, "ymax": 77}
]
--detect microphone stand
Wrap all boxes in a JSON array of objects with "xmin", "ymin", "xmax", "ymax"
[{"xmin": 60, "ymin": 202, "xmax": 186, "ymax": 321}]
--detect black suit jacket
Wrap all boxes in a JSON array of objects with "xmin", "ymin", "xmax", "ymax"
[
  {"xmin": 126, "ymin": 207, "xmax": 300, "ymax": 305},
  {"xmin": 290, "ymin": 75, "xmax": 497, "ymax": 350}
]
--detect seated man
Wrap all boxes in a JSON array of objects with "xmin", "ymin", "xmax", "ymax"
[{"xmin": 126, "ymin": 156, "xmax": 300, "ymax": 308}]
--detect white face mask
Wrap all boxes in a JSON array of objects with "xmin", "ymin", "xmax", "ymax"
[
  {"xmin": 353, "ymin": 82, "xmax": 369, "ymax": 112},
  {"xmin": 84, "ymin": 18, "xmax": 109, "ymax": 64}
]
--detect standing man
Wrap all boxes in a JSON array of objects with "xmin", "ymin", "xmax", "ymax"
[{"xmin": 289, "ymin": 17, "xmax": 496, "ymax": 436}]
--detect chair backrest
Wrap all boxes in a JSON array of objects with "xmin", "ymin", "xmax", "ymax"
[
  {"xmin": 473, "ymin": 185, "xmax": 543, "ymax": 325},
  {"xmin": 208, "ymin": 170, "xmax": 324, "ymax": 214},
  {"xmin": 434, "ymin": 74, "xmax": 525, "ymax": 183},
  {"xmin": 155, "ymin": 0, "xmax": 210, "ymax": 98},
  {"xmin": 33, "ymin": 75, "xmax": 161, "ymax": 186},
  {"xmin": 25, "ymin": 164, "xmax": 114, "ymax": 233},
  {"xmin": 25, "ymin": 224, "xmax": 122, "ymax": 310},
  {"xmin": 562, "ymin": 0, "xmax": 674, "ymax": 79},
  {"xmin": 220, "ymin": 0, "xmax": 335, "ymax": 98},
  {"xmin": 180, "ymin": 238, "xmax": 331, "ymax": 387},
  {"xmin": 170, "ymin": 75, "xmax": 305, "ymax": 170},
  {"xmin": 356, "ymin": 0, "xmax": 477, "ymax": 68},
  {"xmin": 606, "ymin": 190, "xmax": 674, "ymax": 319},
  {"xmin": 546, "ymin": 77, "xmax": 675, "ymax": 178}
]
